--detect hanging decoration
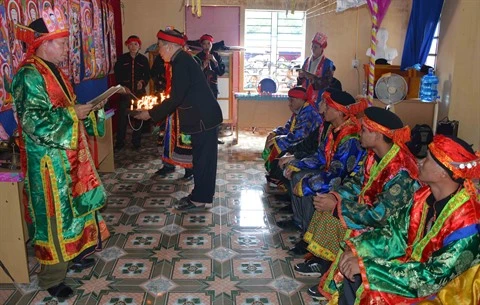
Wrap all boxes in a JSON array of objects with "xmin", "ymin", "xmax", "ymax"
[
  {"xmin": 80, "ymin": 0, "xmax": 95, "ymax": 80},
  {"xmin": 336, "ymin": 0, "xmax": 366, "ymax": 12},
  {"xmin": 366, "ymin": 0, "xmax": 391, "ymax": 104},
  {"xmin": 91, "ymin": 0, "xmax": 106, "ymax": 78},
  {"xmin": 69, "ymin": 0, "xmax": 82, "ymax": 84},
  {"xmin": 0, "ymin": 4, "xmax": 13, "ymax": 108},
  {"xmin": 191, "ymin": 0, "xmax": 201, "ymax": 17},
  {"xmin": 106, "ymin": 2, "xmax": 117, "ymax": 74},
  {"xmin": 24, "ymin": 0, "xmax": 39, "ymax": 25},
  {"xmin": 54, "ymin": 0, "xmax": 70, "ymax": 77},
  {"xmin": 38, "ymin": 0, "xmax": 53, "ymax": 15},
  {"xmin": 6, "ymin": 0, "xmax": 24, "ymax": 71}
]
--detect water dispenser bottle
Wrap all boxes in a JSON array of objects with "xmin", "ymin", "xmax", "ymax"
[{"xmin": 419, "ymin": 68, "xmax": 439, "ymax": 102}]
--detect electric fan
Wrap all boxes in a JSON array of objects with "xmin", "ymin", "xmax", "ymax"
[{"xmin": 374, "ymin": 73, "xmax": 408, "ymax": 112}]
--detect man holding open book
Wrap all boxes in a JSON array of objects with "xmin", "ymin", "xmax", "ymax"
[{"xmin": 12, "ymin": 11, "xmax": 109, "ymax": 300}]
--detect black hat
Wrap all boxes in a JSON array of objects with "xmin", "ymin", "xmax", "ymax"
[
  {"xmin": 331, "ymin": 91, "xmax": 355, "ymax": 106},
  {"xmin": 364, "ymin": 107, "xmax": 403, "ymax": 130}
]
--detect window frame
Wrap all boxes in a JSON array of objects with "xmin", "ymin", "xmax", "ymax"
[
  {"xmin": 425, "ymin": 21, "xmax": 441, "ymax": 69},
  {"xmin": 243, "ymin": 9, "xmax": 306, "ymax": 93}
]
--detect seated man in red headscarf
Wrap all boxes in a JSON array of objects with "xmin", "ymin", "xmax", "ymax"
[
  {"xmin": 334, "ymin": 135, "xmax": 480, "ymax": 305},
  {"xmin": 277, "ymin": 90, "xmax": 366, "ymax": 250},
  {"xmin": 262, "ymin": 86, "xmax": 322, "ymax": 186}
]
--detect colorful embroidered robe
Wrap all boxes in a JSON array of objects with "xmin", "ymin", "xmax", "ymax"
[
  {"xmin": 161, "ymin": 62, "xmax": 192, "ymax": 168},
  {"xmin": 318, "ymin": 144, "xmax": 420, "ymax": 297},
  {"xmin": 12, "ymin": 55, "xmax": 109, "ymax": 265},
  {"xmin": 262, "ymin": 101, "xmax": 322, "ymax": 172},
  {"xmin": 300, "ymin": 55, "xmax": 334, "ymax": 109},
  {"xmin": 288, "ymin": 119, "xmax": 366, "ymax": 196},
  {"xmin": 343, "ymin": 186, "xmax": 480, "ymax": 304}
]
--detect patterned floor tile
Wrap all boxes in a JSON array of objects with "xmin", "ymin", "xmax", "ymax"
[
  {"xmin": 112, "ymin": 259, "xmax": 153, "ymax": 279},
  {"xmin": 235, "ymin": 292, "xmax": 280, "ymax": 305},
  {"xmin": 142, "ymin": 196, "xmax": 173, "ymax": 208},
  {"xmin": 178, "ymin": 233, "xmax": 212, "ymax": 250},
  {"xmin": 232, "ymin": 259, "xmax": 273, "ymax": 279},
  {"xmin": 0, "ymin": 289, "xmax": 15, "ymax": 305},
  {"xmin": 28, "ymin": 291, "xmax": 80, "ymax": 304},
  {"xmin": 97, "ymin": 292, "xmax": 145, "ymax": 305},
  {"xmin": 141, "ymin": 276, "xmax": 177, "ymax": 296},
  {"xmin": 125, "ymin": 233, "xmax": 161, "ymax": 249},
  {"xmin": 268, "ymin": 275, "xmax": 303, "ymax": 296},
  {"xmin": 166, "ymin": 293, "xmax": 211, "ymax": 305},
  {"xmin": 135, "ymin": 213, "xmax": 167, "ymax": 226},
  {"xmin": 1, "ymin": 131, "xmax": 335, "ymax": 305},
  {"xmin": 172, "ymin": 259, "xmax": 212, "ymax": 280},
  {"xmin": 181, "ymin": 212, "xmax": 213, "ymax": 226}
]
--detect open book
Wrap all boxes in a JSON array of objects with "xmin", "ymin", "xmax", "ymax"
[{"xmin": 86, "ymin": 84, "xmax": 126, "ymax": 107}]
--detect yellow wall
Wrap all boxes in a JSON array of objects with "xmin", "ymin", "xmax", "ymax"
[
  {"xmin": 436, "ymin": 0, "xmax": 480, "ymax": 149},
  {"xmin": 305, "ymin": 0, "xmax": 411, "ymax": 95}
]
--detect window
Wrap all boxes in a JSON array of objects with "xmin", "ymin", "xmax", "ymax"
[
  {"xmin": 243, "ymin": 10, "xmax": 306, "ymax": 92},
  {"xmin": 425, "ymin": 21, "xmax": 440, "ymax": 69}
]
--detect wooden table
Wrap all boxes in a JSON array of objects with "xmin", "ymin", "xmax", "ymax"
[
  {"xmin": 234, "ymin": 94, "xmax": 291, "ymax": 144},
  {"xmin": 0, "ymin": 171, "xmax": 29, "ymax": 284}
]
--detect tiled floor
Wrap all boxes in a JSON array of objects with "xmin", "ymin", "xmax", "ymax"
[{"xmin": 0, "ymin": 130, "xmax": 324, "ymax": 305}]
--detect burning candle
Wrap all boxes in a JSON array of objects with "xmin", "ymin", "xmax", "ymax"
[{"xmin": 130, "ymin": 100, "xmax": 134, "ymax": 111}]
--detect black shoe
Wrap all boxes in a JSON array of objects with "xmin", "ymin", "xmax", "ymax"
[
  {"xmin": 278, "ymin": 205, "xmax": 293, "ymax": 213},
  {"xmin": 307, "ymin": 284, "xmax": 326, "ymax": 300},
  {"xmin": 217, "ymin": 140, "xmax": 225, "ymax": 144},
  {"xmin": 47, "ymin": 282, "xmax": 74, "ymax": 300},
  {"xmin": 132, "ymin": 143, "xmax": 141, "ymax": 150},
  {"xmin": 179, "ymin": 169, "xmax": 194, "ymax": 181},
  {"xmin": 174, "ymin": 196, "xmax": 211, "ymax": 211},
  {"xmin": 288, "ymin": 240, "xmax": 308, "ymax": 256},
  {"xmin": 155, "ymin": 165, "xmax": 175, "ymax": 176},
  {"xmin": 276, "ymin": 219, "xmax": 301, "ymax": 230},
  {"xmin": 68, "ymin": 257, "xmax": 96, "ymax": 272},
  {"xmin": 294, "ymin": 257, "xmax": 329, "ymax": 277},
  {"xmin": 114, "ymin": 143, "xmax": 125, "ymax": 151}
]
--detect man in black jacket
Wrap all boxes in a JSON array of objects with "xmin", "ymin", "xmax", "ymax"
[
  {"xmin": 134, "ymin": 29, "xmax": 223, "ymax": 210},
  {"xmin": 114, "ymin": 35, "xmax": 150, "ymax": 150},
  {"xmin": 196, "ymin": 34, "xmax": 226, "ymax": 144}
]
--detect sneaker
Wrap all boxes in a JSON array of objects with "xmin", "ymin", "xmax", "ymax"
[
  {"xmin": 307, "ymin": 284, "xmax": 327, "ymax": 300},
  {"xmin": 294, "ymin": 257, "xmax": 329, "ymax": 277}
]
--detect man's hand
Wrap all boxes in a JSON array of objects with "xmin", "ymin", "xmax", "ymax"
[
  {"xmin": 278, "ymin": 155, "xmax": 295, "ymax": 169},
  {"xmin": 264, "ymin": 132, "xmax": 276, "ymax": 150},
  {"xmin": 313, "ymin": 193, "xmax": 337, "ymax": 212},
  {"xmin": 91, "ymin": 99, "xmax": 107, "ymax": 112},
  {"xmin": 74, "ymin": 104, "xmax": 93, "ymax": 120},
  {"xmin": 133, "ymin": 110, "xmax": 151, "ymax": 121},
  {"xmin": 283, "ymin": 167, "xmax": 293, "ymax": 180},
  {"xmin": 209, "ymin": 54, "xmax": 218, "ymax": 66},
  {"xmin": 339, "ymin": 249, "xmax": 360, "ymax": 281}
]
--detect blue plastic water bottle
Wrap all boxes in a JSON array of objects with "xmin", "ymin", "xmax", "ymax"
[{"xmin": 419, "ymin": 68, "xmax": 439, "ymax": 102}]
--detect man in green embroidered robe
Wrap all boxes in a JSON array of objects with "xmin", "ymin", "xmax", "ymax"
[
  {"xmin": 301, "ymin": 107, "xmax": 420, "ymax": 300},
  {"xmin": 335, "ymin": 135, "xmax": 480, "ymax": 305},
  {"xmin": 12, "ymin": 13, "xmax": 109, "ymax": 300}
]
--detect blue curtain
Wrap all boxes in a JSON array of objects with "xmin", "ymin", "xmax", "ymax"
[{"xmin": 400, "ymin": 0, "xmax": 444, "ymax": 70}]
